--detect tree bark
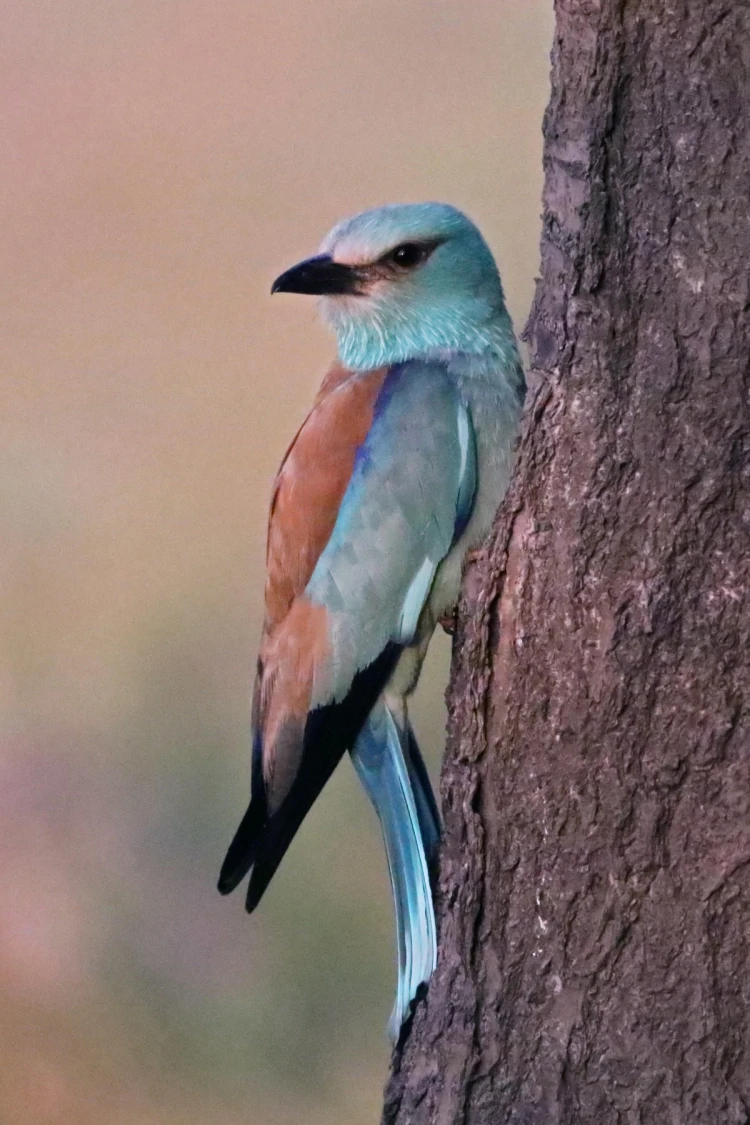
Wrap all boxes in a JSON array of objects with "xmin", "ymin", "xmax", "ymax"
[{"xmin": 384, "ymin": 2, "xmax": 750, "ymax": 1122}]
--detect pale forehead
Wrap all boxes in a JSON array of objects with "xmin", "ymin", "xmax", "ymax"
[{"xmin": 319, "ymin": 202, "xmax": 474, "ymax": 265}]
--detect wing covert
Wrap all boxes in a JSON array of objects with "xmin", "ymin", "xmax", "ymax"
[{"xmin": 305, "ymin": 360, "xmax": 476, "ymax": 705}]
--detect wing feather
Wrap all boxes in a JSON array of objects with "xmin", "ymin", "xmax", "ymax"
[{"xmin": 219, "ymin": 359, "xmax": 477, "ymax": 907}]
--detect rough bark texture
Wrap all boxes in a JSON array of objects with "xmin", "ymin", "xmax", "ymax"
[{"xmin": 384, "ymin": 2, "xmax": 750, "ymax": 1122}]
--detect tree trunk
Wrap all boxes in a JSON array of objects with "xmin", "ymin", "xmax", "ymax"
[{"xmin": 384, "ymin": 2, "xmax": 750, "ymax": 1122}]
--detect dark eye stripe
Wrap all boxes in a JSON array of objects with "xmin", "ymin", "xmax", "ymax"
[{"xmin": 377, "ymin": 239, "xmax": 443, "ymax": 272}]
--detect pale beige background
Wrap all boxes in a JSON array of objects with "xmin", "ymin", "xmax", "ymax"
[{"xmin": 1, "ymin": 3, "xmax": 552, "ymax": 1122}]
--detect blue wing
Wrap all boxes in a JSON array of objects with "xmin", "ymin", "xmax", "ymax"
[{"xmin": 305, "ymin": 359, "xmax": 477, "ymax": 707}]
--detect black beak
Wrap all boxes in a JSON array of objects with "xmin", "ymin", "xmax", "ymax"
[{"xmin": 271, "ymin": 254, "xmax": 365, "ymax": 296}]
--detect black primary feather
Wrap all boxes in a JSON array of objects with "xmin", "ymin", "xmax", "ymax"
[{"xmin": 218, "ymin": 643, "xmax": 401, "ymax": 910}]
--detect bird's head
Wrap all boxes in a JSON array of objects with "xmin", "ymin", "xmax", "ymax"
[{"xmin": 271, "ymin": 202, "xmax": 513, "ymax": 372}]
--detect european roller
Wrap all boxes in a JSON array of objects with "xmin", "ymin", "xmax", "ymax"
[{"xmin": 218, "ymin": 202, "xmax": 524, "ymax": 1040}]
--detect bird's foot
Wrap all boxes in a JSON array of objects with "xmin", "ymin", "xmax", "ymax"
[
  {"xmin": 439, "ymin": 612, "xmax": 457, "ymax": 635},
  {"xmin": 465, "ymin": 547, "xmax": 486, "ymax": 568},
  {"xmin": 439, "ymin": 549, "xmax": 487, "ymax": 635}
]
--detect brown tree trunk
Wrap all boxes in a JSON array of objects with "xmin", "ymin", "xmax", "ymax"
[{"xmin": 384, "ymin": 2, "xmax": 750, "ymax": 1122}]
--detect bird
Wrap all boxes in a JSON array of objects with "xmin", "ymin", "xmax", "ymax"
[{"xmin": 218, "ymin": 202, "xmax": 524, "ymax": 1040}]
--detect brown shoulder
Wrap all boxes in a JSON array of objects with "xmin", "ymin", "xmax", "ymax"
[{"xmin": 262, "ymin": 363, "xmax": 389, "ymax": 632}]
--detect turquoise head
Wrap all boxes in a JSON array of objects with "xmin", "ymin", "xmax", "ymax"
[{"xmin": 271, "ymin": 202, "xmax": 516, "ymax": 372}]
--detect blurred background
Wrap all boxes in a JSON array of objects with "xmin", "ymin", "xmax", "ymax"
[{"xmin": 1, "ymin": 2, "xmax": 552, "ymax": 1122}]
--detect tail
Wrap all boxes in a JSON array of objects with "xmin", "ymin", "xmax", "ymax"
[
  {"xmin": 350, "ymin": 700, "xmax": 439, "ymax": 1041},
  {"xmin": 403, "ymin": 721, "xmax": 441, "ymax": 873}
]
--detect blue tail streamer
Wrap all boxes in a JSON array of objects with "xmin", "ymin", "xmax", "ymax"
[
  {"xmin": 403, "ymin": 721, "xmax": 441, "ymax": 869},
  {"xmin": 350, "ymin": 700, "xmax": 438, "ymax": 1041}
]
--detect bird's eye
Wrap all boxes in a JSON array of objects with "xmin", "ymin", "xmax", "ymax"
[{"xmin": 388, "ymin": 242, "xmax": 430, "ymax": 269}]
